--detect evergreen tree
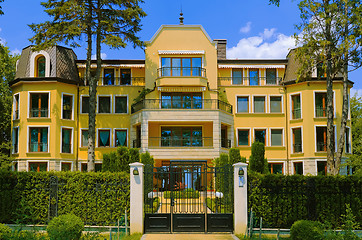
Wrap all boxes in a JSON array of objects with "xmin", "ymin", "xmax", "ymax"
[
  {"xmin": 29, "ymin": 0, "xmax": 146, "ymax": 171},
  {"xmin": 249, "ymin": 142, "xmax": 268, "ymax": 174}
]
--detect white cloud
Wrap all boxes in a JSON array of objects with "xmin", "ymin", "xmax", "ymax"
[
  {"xmin": 227, "ymin": 29, "xmax": 296, "ymax": 59},
  {"xmin": 11, "ymin": 48, "xmax": 21, "ymax": 56},
  {"xmin": 240, "ymin": 22, "xmax": 252, "ymax": 34},
  {"xmin": 350, "ymin": 88, "xmax": 362, "ymax": 98},
  {"xmin": 91, "ymin": 52, "xmax": 107, "ymax": 60}
]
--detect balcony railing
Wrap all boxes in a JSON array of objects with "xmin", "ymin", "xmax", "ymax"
[
  {"xmin": 293, "ymin": 144, "xmax": 302, "ymax": 153},
  {"xmin": 221, "ymin": 139, "xmax": 231, "ymax": 148},
  {"xmin": 218, "ymin": 77, "xmax": 282, "ymax": 86},
  {"xmin": 131, "ymin": 99, "xmax": 233, "ymax": 114},
  {"xmin": 29, "ymin": 142, "xmax": 48, "ymax": 152},
  {"xmin": 317, "ymin": 142, "xmax": 327, "ymax": 152},
  {"xmin": 292, "ymin": 108, "xmax": 301, "ymax": 119},
  {"xmin": 315, "ymin": 107, "xmax": 327, "ymax": 117},
  {"xmin": 81, "ymin": 77, "xmax": 145, "ymax": 86},
  {"xmin": 30, "ymin": 108, "xmax": 48, "ymax": 118},
  {"xmin": 149, "ymin": 137, "xmax": 213, "ymax": 148},
  {"xmin": 62, "ymin": 143, "xmax": 72, "ymax": 153},
  {"xmin": 157, "ymin": 67, "xmax": 206, "ymax": 78}
]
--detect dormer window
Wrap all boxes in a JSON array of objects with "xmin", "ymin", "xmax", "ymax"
[{"xmin": 36, "ymin": 56, "xmax": 46, "ymax": 77}]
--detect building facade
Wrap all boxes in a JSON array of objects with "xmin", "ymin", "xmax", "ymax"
[{"xmin": 10, "ymin": 23, "xmax": 352, "ymax": 175}]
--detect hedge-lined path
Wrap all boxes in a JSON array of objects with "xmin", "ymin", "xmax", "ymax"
[{"xmin": 141, "ymin": 233, "xmax": 238, "ymax": 240}]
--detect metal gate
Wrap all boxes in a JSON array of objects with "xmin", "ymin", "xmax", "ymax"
[{"xmin": 144, "ymin": 160, "xmax": 234, "ymax": 233}]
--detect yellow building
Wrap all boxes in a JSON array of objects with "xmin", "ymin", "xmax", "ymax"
[{"xmin": 10, "ymin": 22, "xmax": 352, "ymax": 175}]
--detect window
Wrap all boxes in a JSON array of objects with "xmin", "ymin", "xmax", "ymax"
[
  {"xmin": 266, "ymin": 69, "xmax": 277, "ymax": 85},
  {"xmin": 292, "ymin": 128, "xmax": 302, "ymax": 153},
  {"xmin": 103, "ymin": 69, "xmax": 115, "ymax": 85},
  {"xmin": 115, "ymin": 96, "xmax": 128, "ymax": 113},
  {"xmin": 249, "ymin": 69, "xmax": 259, "ymax": 86},
  {"xmin": 120, "ymin": 69, "xmax": 131, "ymax": 85},
  {"xmin": 345, "ymin": 127, "xmax": 351, "ymax": 153},
  {"xmin": 317, "ymin": 63, "xmax": 326, "ymax": 78},
  {"xmin": 98, "ymin": 129, "xmax": 111, "ymax": 147},
  {"xmin": 115, "ymin": 129, "xmax": 127, "ymax": 147},
  {"xmin": 161, "ymin": 127, "xmax": 202, "ymax": 147},
  {"xmin": 232, "ymin": 69, "xmax": 243, "ymax": 85},
  {"xmin": 270, "ymin": 96, "xmax": 282, "ymax": 113},
  {"xmin": 30, "ymin": 93, "xmax": 49, "ymax": 117},
  {"xmin": 98, "ymin": 96, "xmax": 111, "ymax": 113},
  {"xmin": 237, "ymin": 96, "xmax": 249, "ymax": 113},
  {"xmin": 315, "ymin": 92, "xmax": 327, "ymax": 117},
  {"xmin": 254, "ymin": 129, "xmax": 266, "ymax": 145},
  {"xmin": 269, "ymin": 163, "xmax": 283, "ymax": 174},
  {"xmin": 61, "ymin": 162, "xmax": 71, "ymax": 171},
  {"xmin": 271, "ymin": 129, "xmax": 283, "ymax": 146},
  {"xmin": 29, "ymin": 162, "xmax": 47, "ymax": 172},
  {"xmin": 62, "ymin": 94, "xmax": 73, "ymax": 120},
  {"xmin": 81, "ymin": 96, "xmax": 89, "ymax": 114},
  {"xmin": 294, "ymin": 162, "xmax": 303, "ymax": 175},
  {"xmin": 61, "ymin": 128, "xmax": 72, "ymax": 153},
  {"xmin": 29, "ymin": 127, "xmax": 48, "ymax": 152},
  {"xmin": 36, "ymin": 56, "xmax": 46, "ymax": 77},
  {"xmin": 13, "ymin": 127, "xmax": 19, "ymax": 154},
  {"xmin": 317, "ymin": 161, "xmax": 327, "ymax": 175},
  {"xmin": 316, "ymin": 126, "xmax": 335, "ymax": 152},
  {"xmin": 291, "ymin": 94, "xmax": 301, "ymax": 119},
  {"xmin": 238, "ymin": 129, "xmax": 249, "ymax": 146},
  {"xmin": 161, "ymin": 93, "xmax": 202, "ymax": 109},
  {"xmin": 161, "ymin": 57, "xmax": 202, "ymax": 77},
  {"xmin": 81, "ymin": 129, "xmax": 88, "ymax": 147},
  {"xmin": 82, "ymin": 163, "xmax": 102, "ymax": 172},
  {"xmin": 81, "ymin": 163, "xmax": 88, "ymax": 172},
  {"xmin": 254, "ymin": 96, "xmax": 265, "ymax": 113},
  {"xmin": 13, "ymin": 94, "xmax": 19, "ymax": 120}
]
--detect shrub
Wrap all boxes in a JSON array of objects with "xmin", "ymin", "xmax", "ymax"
[
  {"xmin": 249, "ymin": 142, "xmax": 267, "ymax": 173},
  {"xmin": 129, "ymin": 148, "xmax": 140, "ymax": 164},
  {"xmin": 103, "ymin": 147, "xmax": 140, "ymax": 172},
  {"xmin": 290, "ymin": 220, "xmax": 324, "ymax": 240},
  {"xmin": 102, "ymin": 152, "xmax": 117, "ymax": 172},
  {"xmin": 47, "ymin": 214, "xmax": 84, "ymax": 240},
  {"xmin": 229, "ymin": 148, "xmax": 242, "ymax": 165},
  {"xmin": 140, "ymin": 151, "xmax": 154, "ymax": 166},
  {"xmin": 0, "ymin": 223, "xmax": 11, "ymax": 238}
]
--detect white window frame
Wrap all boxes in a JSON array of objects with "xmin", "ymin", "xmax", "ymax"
[
  {"xmin": 268, "ymin": 95, "xmax": 284, "ymax": 113},
  {"xmin": 252, "ymin": 95, "xmax": 267, "ymax": 113},
  {"xmin": 345, "ymin": 126, "xmax": 351, "ymax": 153},
  {"xmin": 314, "ymin": 124, "xmax": 337, "ymax": 152},
  {"xmin": 97, "ymin": 95, "xmax": 112, "ymax": 114},
  {"xmin": 97, "ymin": 128, "xmax": 112, "ymax": 147},
  {"xmin": 61, "ymin": 92, "xmax": 75, "ymax": 120},
  {"xmin": 313, "ymin": 90, "xmax": 336, "ymax": 118},
  {"xmin": 60, "ymin": 126, "xmax": 74, "ymax": 154},
  {"xmin": 253, "ymin": 128, "xmax": 268, "ymax": 146},
  {"xmin": 27, "ymin": 125, "xmax": 50, "ymax": 153},
  {"xmin": 60, "ymin": 161, "xmax": 74, "ymax": 171},
  {"xmin": 236, "ymin": 128, "xmax": 251, "ymax": 146},
  {"xmin": 12, "ymin": 126, "xmax": 19, "ymax": 154},
  {"xmin": 79, "ymin": 128, "xmax": 89, "ymax": 148},
  {"xmin": 113, "ymin": 128, "xmax": 128, "ymax": 147},
  {"xmin": 13, "ymin": 93, "xmax": 20, "ymax": 120},
  {"xmin": 102, "ymin": 68, "xmax": 116, "ymax": 86},
  {"xmin": 28, "ymin": 91, "xmax": 51, "ymax": 118},
  {"xmin": 289, "ymin": 92, "xmax": 302, "ymax": 120},
  {"xmin": 247, "ymin": 68, "xmax": 260, "ymax": 86},
  {"xmin": 26, "ymin": 160, "xmax": 50, "ymax": 172},
  {"xmin": 29, "ymin": 51, "xmax": 51, "ymax": 77},
  {"xmin": 269, "ymin": 128, "xmax": 285, "ymax": 147},
  {"xmin": 290, "ymin": 126, "xmax": 303, "ymax": 154},
  {"xmin": 80, "ymin": 95, "xmax": 89, "ymax": 114},
  {"xmin": 291, "ymin": 160, "xmax": 305, "ymax": 175},
  {"xmin": 113, "ymin": 95, "xmax": 129, "ymax": 114},
  {"xmin": 315, "ymin": 159, "xmax": 327, "ymax": 176},
  {"xmin": 235, "ymin": 95, "xmax": 250, "ymax": 113}
]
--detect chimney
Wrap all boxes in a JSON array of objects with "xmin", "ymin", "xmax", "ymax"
[{"xmin": 214, "ymin": 39, "xmax": 227, "ymax": 60}]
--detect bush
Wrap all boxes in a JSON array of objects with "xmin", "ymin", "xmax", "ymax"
[
  {"xmin": 102, "ymin": 147, "xmax": 140, "ymax": 172},
  {"xmin": 290, "ymin": 220, "xmax": 324, "ymax": 240},
  {"xmin": 47, "ymin": 214, "xmax": 84, "ymax": 240},
  {"xmin": 229, "ymin": 148, "xmax": 242, "ymax": 165},
  {"xmin": 0, "ymin": 223, "xmax": 11, "ymax": 238},
  {"xmin": 249, "ymin": 142, "xmax": 267, "ymax": 173},
  {"xmin": 140, "ymin": 151, "xmax": 154, "ymax": 166}
]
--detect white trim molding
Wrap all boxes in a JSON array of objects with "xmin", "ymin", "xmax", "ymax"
[
  {"xmin": 61, "ymin": 92, "xmax": 75, "ymax": 120},
  {"xmin": 60, "ymin": 126, "xmax": 74, "ymax": 154},
  {"xmin": 29, "ymin": 50, "xmax": 51, "ymax": 77}
]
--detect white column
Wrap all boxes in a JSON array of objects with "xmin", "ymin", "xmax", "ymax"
[
  {"xmin": 233, "ymin": 162, "xmax": 248, "ymax": 236},
  {"xmin": 129, "ymin": 162, "xmax": 144, "ymax": 234}
]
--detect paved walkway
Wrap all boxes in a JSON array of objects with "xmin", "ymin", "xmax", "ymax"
[{"xmin": 141, "ymin": 233, "xmax": 239, "ymax": 240}]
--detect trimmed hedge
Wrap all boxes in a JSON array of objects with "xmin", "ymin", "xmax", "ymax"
[
  {"xmin": 248, "ymin": 172, "xmax": 362, "ymax": 228},
  {"xmin": 0, "ymin": 170, "xmax": 129, "ymax": 225}
]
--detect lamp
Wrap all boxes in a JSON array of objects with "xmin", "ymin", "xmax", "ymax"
[
  {"xmin": 133, "ymin": 167, "xmax": 139, "ymax": 176},
  {"xmin": 238, "ymin": 167, "xmax": 244, "ymax": 176},
  {"xmin": 238, "ymin": 167, "xmax": 245, "ymax": 187}
]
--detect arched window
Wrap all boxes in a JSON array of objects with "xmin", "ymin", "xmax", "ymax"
[{"xmin": 36, "ymin": 56, "xmax": 46, "ymax": 77}]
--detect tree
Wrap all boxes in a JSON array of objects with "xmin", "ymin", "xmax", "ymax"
[
  {"xmin": 295, "ymin": 0, "xmax": 362, "ymax": 175},
  {"xmin": 30, "ymin": 0, "xmax": 146, "ymax": 171},
  {"xmin": 0, "ymin": 44, "xmax": 19, "ymax": 169},
  {"xmin": 229, "ymin": 148, "xmax": 243, "ymax": 165},
  {"xmin": 249, "ymin": 142, "xmax": 268, "ymax": 174},
  {"xmin": 0, "ymin": 0, "xmax": 4, "ymax": 15}
]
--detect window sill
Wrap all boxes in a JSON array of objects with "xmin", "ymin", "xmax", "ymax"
[
  {"xmin": 60, "ymin": 152, "xmax": 74, "ymax": 155},
  {"xmin": 26, "ymin": 152, "xmax": 51, "ymax": 156},
  {"xmin": 265, "ymin": 146, "xmax": 285, "ymax": 150},
  {"xmin": 61, "ymin": 118, "xmax": 74, "ymax": 121},
  {"xmin": 290, "ymin": 153, "xmax": 304, "ymax": 157},
  {"xmin": 13, "ymin": 118, "xmax": 20, "ymax": 121},
  {"xmin": 290, "ymin": 118, "xmax": 303, "ymax": 123},
  {"xmin": 27, "ymin": 117, "xmax": 51, "ymax": 120},
  {"xmin": 315, "ymin": 152, "xmax": 327, "ymax": 156}
]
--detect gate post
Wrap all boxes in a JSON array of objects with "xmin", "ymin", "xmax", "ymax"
[
  {"xmin": 130, "ymin": 162, "xmax": 144, "ymax": 234},
  {"xmin": 233, "ymin": 162, "xmax": 248, "ymax": 236}
]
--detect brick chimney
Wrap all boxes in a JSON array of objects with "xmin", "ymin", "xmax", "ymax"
[{"xmin": 214, "ymin": 39, "xmax": 227, "ymax": 60}]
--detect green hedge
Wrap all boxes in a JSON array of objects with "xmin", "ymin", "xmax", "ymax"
[
  {"xmin": 248, "ymin": 172, "xmax": 362, "ymax": 228},
  {"xmin": 0, "ymin": 170, "xmax": 130, "ymax": 225}
]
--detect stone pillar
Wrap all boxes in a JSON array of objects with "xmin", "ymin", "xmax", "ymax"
[
  {"xmin": 129, "ymin": 162, "xmax": 144, "ymax": 234},
  {"xmin": 233, "ymin": 162, "xmax": 248, "ymax": 236}
]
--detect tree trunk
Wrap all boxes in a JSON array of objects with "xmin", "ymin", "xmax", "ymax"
[
  {"xmin": 324, "ymin": 0, "xmax": 335, "ymax": 175},
  {"xmin": 87, "ymin": 0, "xmax": 95, "ymax": 172}
]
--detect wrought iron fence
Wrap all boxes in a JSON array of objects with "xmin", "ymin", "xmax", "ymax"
[
  {"xmin": 30, "ymin": 108, "xmax": 48, "ymax": 118},
  {"xmin": 149, "ymin": 137, "xmax": 213, "ymax": 148},
  {"xmin": 157, "ymin": 67, "xmax": 206, "ymax": 78},
  {"xmin": 81, "ymin": 77, "xmax": 145, "ymax": 86},
  {"xmin": 218, "ymin": 77, "xmax": 282, "ymax": 86}
]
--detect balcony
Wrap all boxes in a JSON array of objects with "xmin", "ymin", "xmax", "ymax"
[
  {"xmin": 317, "ymin": 142, "xmax": 327, "ymax": 152},
  {"xmin": 221, "ymin": 139, "xmax": 231, "ymax": 148},
  {"xmin": 131, "ymin": 99, "xmax": 233, "ymax": 114},
  {"xmin": 156, "ymin": 67, "xmax": 207, "ymax": 87},
  {"xmin": 81, "ymin": 77, "xmax": 145, "ymax": 86},
  {"xmin": 292, "ymin": 108, "xmax": 301, "ymax": 119},
  {"xmin": 293, "ymin": 144, "xmax": 302, "ymax": 153},
  {"xmin": 218, "ymin": 77, "xmax": 282, "ymax": 86},
  {"xmin": 30, "ymin": 108, "xmax": 48, "ymax": 118},
  {"xmin": 315, "ymin": 107, "xmax": 327, "ymax": 117},
  {"xmin": 29, "ymin": 142, "xmax": 48, "ymax": 152},
  {"xmin": 62, "ymin": 143, "xmax": 72, "ymax": 153},
  {"xmin": 149, "ymin": 137, "xmax": 213, "ymax": 148}
]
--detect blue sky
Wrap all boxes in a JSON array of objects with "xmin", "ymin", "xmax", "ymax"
[{"xmin": 0, "ymin": 0, "xmax": 361, "ymax": 94}]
